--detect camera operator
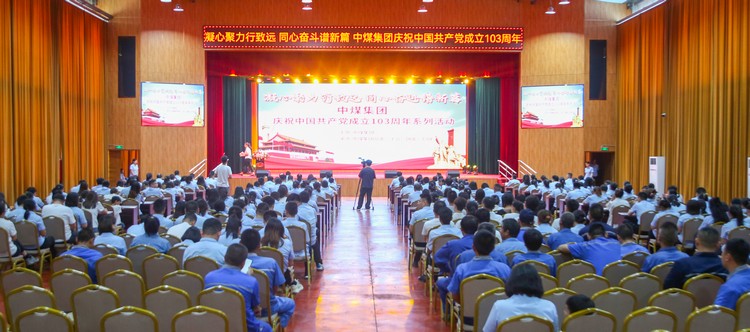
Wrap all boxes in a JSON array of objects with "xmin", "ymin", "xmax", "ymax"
[{"xmin": 357, "ymin": 159, "xmax": 376, "ymax": 210}]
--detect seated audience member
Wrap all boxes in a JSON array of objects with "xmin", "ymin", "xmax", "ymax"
[
  {"xmin": 606, "ymin": 189, "xmax": 630, "ymax": 224},
  {"xmin": 204, "ymin": 244, "xmax": 273, "ymax": 332},
  {"xmin": 243, "ymin": 203, "xmax": 269, "ymax": 232},
  {"xmin": 219, "ymin": 216, "xmax": 242, "ymax": 246},
  {"xmin": 438, "ymin": 230, "xmax": 511, "ymax": 316},
  {"xmin": 721, "ymin": 205, "xmax": 747, "ymax": 240},
  {"xmin": 63, "ymin": 228, "xmax": 103, "ymax": 283},
  {"xmin": 535, "ymin": 210, "xmax": 557, "ymax": 235},
  {"xmin": 131, "ymin": 215, "xmax": 171, "ymax": 253},
  {"xmin": 552, "ymin": 199, "xmax": 579, "ymax": 231},
  {"xmin": 94, "ymin": 215, "xmax": 127, "ymax": 255},
  {"xmin": 426, "ymin": 207, "xmax": 462, "ymax": 253},
  {"xmin": 282, "ymin": 201, "xmax": 322, "ymax": 271},
  {"xmin": 421, "ymin": 201, "xmax": 447, "ymax": 240},
  {"xmin": 435, "ymin": 215, "xmax": 479, "ymax": 274},
  {"xmin": 174, "ymin": 200, "xmax": 207, "ymax": 227},
  {"xmin": 65, "ymin": 193, "xmax": 88, "ymax": 232},
  {"xmin": 240, "ymin": 229, "xmax": 296, "ymax": 329},
  {"xmin": 261, "ymin": 218, "xmax": 302, "ymax": 294},
  {"xmin": 565, "ymin": 294, "xmax": 596, "ymax": 316},
  {"xmin": 570, "ymin": 210, "xmax": 587, "ymax": 235},
  {"xmin": 651, "ymin": 199, "xmax": 681, "ymax": 235},
  {"xmin": 167, "ymin": 213, "xmax": 197, "ymax": 239},
  {"xmin": 41, "ymin": 193, "xmax": 77, "ymax": 243},
  {"xmin": 494, "ymin": 219, "xmax": 528, "ymax": 255},
  {"xmin": 409, "ymin": 193, "xmax": 434, "ymax": 231},
  {"xmin": 183, "ymin": 218, "xmax": 228, "ymax": 265},
  {"xmin": 516, "ymin": 209, "xmax": 536, "ymax": 241},
  {"xmin": 179, "ymin": 227, "xmax": 201, "ymax": 246},
  {"xmin": 663, "ymin": 227, "xmax": 728, "ymax": 289},
  {"xmin": 559, "ymin": 223, "xmax": 620, "ymax": 275},
  {"xmin": 0, "ymin": 204, "xmax": 37, "ymax": 265},
  {"xmin": 142, "ymin": 179, "xmax": 163, "ymax": 198},
  {"xmin": 151, "ymin": 198, "xmax": 173, "ymax": 229},
  {"xmin": 19, "ymin": 199, "xmax": 56, "ymax": 253},
  {"xmin": 700, "ymin": 198, "xmax": 729, "ymax": 230},
  {"xmin": 617, "ymin": 224, "xmax": 649, "ymax": 257},
  {"xmin": 512, "ymin": 229, "xmax": 557, "ymax": 275},
  {"xmin": 483, "ymin": 264, "xmax": 559, "ymax": 332},
  {"xmin": 625, "ymin": 191, "xmax": 655, "ymax": 231},
  {"xmin": 583, "ymin": 186, "xmax": 608, "ymax": 207},
  {"xmin": 546, "ymin": 212, "xmax": 583, "ymax": 250},
  {"xmin": 482, "ymin": 197, "xmax": 503, "ymax": 224},
  {"xmin": 677, "ymin": 199, "xmax": 705, "ymax": 236},
  {"xmin": 714, "ymin": 238, "xmax": 750, "ymax": 310},
  {"xmin": 641, "ymin": 222, "xmax": 688, "ymax": 273},
  {"xmin": 577, "ymin": 204, "xmax": 616, "ymax": 239},
  {"xmin": 455, "ymin": 223, "xmax": 510, "ymax": 266}
]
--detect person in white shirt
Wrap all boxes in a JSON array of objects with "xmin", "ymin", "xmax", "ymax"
[
  {"xmin": 41, "ymin": 193, "xmax": 78, "ymax": 243},
  {"xmin": 407, "ymin": 184, "xmax": 424, "ymax": 204},
  {"xmin": 240, "ymin": 142, "xmax": 253, "ymax": 175},
  {"xmin": 204, "ymin": 171, "xmax": 218, "ymax": 189},
  {"xmin": 389, "ymin": 173, "xmax": 403, "ymax": 189},
  {"xmin": 627, "ymin": 192, "xmax": 655, "ymax": 230},
  {"xmin": 142, "ymin": 180, "xmax": 164, "ymax": 198},
  {"xmin": 426, "ymin": 207, "xmax": 462, "ymax": 252},
  {"xmin": 606, "ymin": 189, "xmax": 631, "ymax": 224},
  {"xmin": 168, "ymin": 213, "xmax": 197, "ymax": 239},
  {"xmin": 583, "ymin": 161, "xmax": 594, "ymax": 179},
  {"xmin": 583, "ymin": 186, "xmax": 608, "ymax": 207},
  {"xmin": 565, "ymin": 182, "xmax": 587, "ymax": 201},
  {"xmin": 563, "ymin": 173, "xmax": 575, "ymax": 191},
  {"xmin": 129, "ymin": 159, "xmax": 139, "ymax": 179},
  {"xmin": 400, "ymin": 177, "xmax": 416, "ymax": 198}
]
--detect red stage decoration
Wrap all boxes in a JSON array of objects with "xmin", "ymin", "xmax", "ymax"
[{"xmin": 203, "ymin": 26, "xmax": 524, "ymax": 51}]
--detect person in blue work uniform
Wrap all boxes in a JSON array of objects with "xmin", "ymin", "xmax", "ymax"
[
  {"xmin": 714, "ymin": 238, "xmax": 750, "ymax": 310},
  {"xmin": 558, "ymin": 223, "xmax": 620, "ymax": 275},
  {"xmin": 455, "ymin": 223, "xmax": 509, "ymax": 266},
  {"xmin": 434, "ymin": 215, "xmax": 478, "ymax": 274},
  {"xmin": 641, "ymin": 222, "xmax": 688, "ymax": 273},
  {"xmin": 617, "ymin": 224, "xmax": 649, "ymax": 257},
  {"xmin": 546, "ymin": 212, "xmax": 583, "ymax": 250},
  {"xmin": 663, "ymin": 227, "xmax": 727, "ymax": 289},
  {"xmin": 131, "ymin": 215, "xmax": 171, "ymax": 253},
  {"xmin": 512, "ymin": 229, "xmax": 556, "ymax": 275},
  {"xmin": 63, "ymin": 228, "xmax": 103, "ymax": 283},
  {"xmin": 356, "ymin": 160, "xmax": 376, "ymax": 210},
  {"xmin": 483, "ymin": 264, "xmax": 559, "ymax": 332},
  {"xmin": 183, "ymin": 218, "xmax": 228, "ymax": 265},
  {"xmin": 494, "ymin": 219, "xmax": 527, "ymax": 255}
]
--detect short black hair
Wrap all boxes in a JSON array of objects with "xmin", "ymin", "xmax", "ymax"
[
  {"xmin": 202, "ymin": 218, "xmax": 222, "ymax": 235},
  {"xmin": 182, "ymin": 227, "xmax": 202, "ymax": 243},
  {"xmin": 616, "ymin": 224, "xmax": 634, "ymax": 240},
  {"xmin": 502, "ymin": 219, "xmax": 520, "ymax": 237},
  {"xmin": 588, "ymin": 203, "xmax": 604, "ymax": 221},
  {"xmin": 697, "ymin": 227, "xmax": 720, "ymax": 249},
  {"xmin": 77, "ymin": 228, "xmax": 96, "ymax": 243},
  {"xmin": 560, "ymin": 212, "xmax": 575, "ymax": 229},
  {"xmin": 588, "ymin": 222, "xmax": 606, "ymax": 238},
  {"xmin": 225, "ymin": 243, "xmax": 248, "ymax": 267},
  {"xmin": 474, "ymin": 230, "xmax": 496, "ymax": 255},
  {"xmin": 98, "ymin": 214, "xmax": 115, "ymax": 234},
  {"xmin": 153, "ymin": 198, "xmax": 166, "ymax": 213},
  {"xmin": 565, "ymin": 199, "xmax": 579, "ymax": 212},
  {"xmin": 658, "ymin": 221, "xmax": 679, "ymax": 246},
  {"xmin": 240, "ymin": 228, "xmax": 262, "ymax": 252},
  {"xmin": 474, "ymin": 209, "xmax": 490, "ymax": 223},
  {"xmin": 143, "ymin": 215, "xmax": 160, "ymax": 235},
  {"xmin": 523, "ymin": 229, "xmax": 544, "ymax": 251},
  {"xmin": 438, "ymin": 207, "xmax": 453, "ymax": 224},
  {"xmin": 566, "ymin": 294, "xmax": 596, "ymax": 314},
  {"xmin": 285, "ymin": 202, "xmax": 298, "ymax": 216},
  {"xmin": 724, "ymin": 238, "xmax": 750, "ymax": 265},
  {"xmin": 505, "ymin": 264, "xmax": 544, "ymax": 298},
  {"xmin": 460, "ymin": 215, "xmax": 479, "ymax": 234}
]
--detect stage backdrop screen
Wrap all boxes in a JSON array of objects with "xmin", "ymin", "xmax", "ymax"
[
  {"xmin": 141, "ymin": 82, "xmax": 205, "ymax": 127},
  {"xmin": 257, "ymin": 83, "xmax": 467, "ymax": 170},
  {"xmin": 521, "ymin": 84, "xmax": 584, "ymax": 129}
]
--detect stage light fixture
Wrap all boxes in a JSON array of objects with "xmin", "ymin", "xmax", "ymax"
[
  {"xmin": 294, "ymin": 78, "xmax": 301, "ymax": 83},
  {"xmin": 161, "ymin": 0, "xmax": 172, "ymax": 3},
  {"xmin": 256, "ymin": 78, "xmax": 262, "ymax": 83},
  {"xmin": 388, "ymin": 79, "xmax": 395, "ymax": 84},
  {"xmin": 368, "ymin": 78, "xmax": 375, "ymax": 84},
  {"xmin": 418, "ymin": 5, "xmax": 427, "ymax": 13},
  {"xmin": 313, "ymin": 78, "xmax": 320, "ymax": 84},
  {"xmin": 426, "ymin": 79, "xmax": 432, "ymax": 84},
  {"xmin": 332, "ymin": 78, "xmax": 339, "ymax": 84},
  {"xmin": 302, "ymin": 4, "xmax": 312, "ymax": 10},
  {"xmin": 545, "ymin": 0, "xmax": 555, "ymax": 14},
  {"xmin": 423, "ymin": 0, "xmax": 433, "ymax": 2},
  {"xmin": 275, "ymin": 78, "xmax": 282, "ymax": 83},
  {"xmin": 350, "ymin": 78, "xmax": 357, "ymax": 84},
  {"xmin": 445, "ymin": 79, "xmax": 451, "ymax": 84},
  {"xmin": 302, "ymin": 0, "xmax": 312, "ymax": 3},
  {"xmin": 407, "ymin": 79, "xmax": 413, "ymax": 84},
  {"xmin": 463, "ymin": 79, "xmax": 470, "ymax": 84},
  {"xmin": 559, "ymin": 0, "xmax": 570, "ymax": 4},
  {"xmin": 173, "ymin": 4, "xmax": 184, "ymax": 11}
]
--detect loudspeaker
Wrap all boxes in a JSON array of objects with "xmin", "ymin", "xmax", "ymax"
[
  {"xmin": 118, "ymin": 36, "xmax": 136, "ymax": 98},
  {"xmin": 447, "ymin": 170, "xmax": 461, "ymax": 178},
  {"xmin": 589, "ymin": 39, "xmax": 607, "ymax": 100},
  {"xmin": 384, "ymin": 170, "xmax": 399, "ymax": 179},
  {"xmin": 320, "ymin": 170, "xmax": 332, "ymax": 178},
  {"xmin": 255, "ymin": 170, "xmax": 270, "ymax": 178}
]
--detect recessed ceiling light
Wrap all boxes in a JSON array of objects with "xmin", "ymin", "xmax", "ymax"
[
  {"xmin": 302, "ymin": 4, "xmax": 312, "ymax": 10},
  {"xmin": 418, "ymin": 5, "xmax": 427, "ymax": 13},
  {"xmin": 161, "ymin": 0, "xmax": 172, "ymax": 3},
  {"xmin": 545, "ymin": 6, "xmax": 556, "ymax": 14},
  {"xmin": 423, "ymin": 0, "xmax": 433, "ymax": 2},
  {"xmin": 559, "ymin": 0, "xmax": 570, "ymax": 4},
  {"xmin": 173, "ymin": 4, "xmax": 184, "ymax": 12},
  {"xmin": 302, "ymin": 0, "xmax": 312, "ymax": 3}
]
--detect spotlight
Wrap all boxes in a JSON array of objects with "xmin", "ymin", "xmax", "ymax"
[
  {"xmin": 545, "ymin": 6, "xmax": 556, "ymax": 14},
  {"xmin": 256, "ymin": 78, "xmax": 262, "ymax": 83},
  {"xmin": 463, "ymin": 79, "xmax": 470, "ymax": 84},
  {"xmin": 275, "ymin": 78, "xmax": 282, "ymax": 83},
  {"xmin": 313, "ymin": 78, "xmax": 320, "ymax": 84},
  {"xmin": 423, "ymin": 0, "xmax": 433, "ymax": 2},
  {"xmin": 445, "ymin": 79, "xmax": 451, "ymax": 84},
  {"xmin": 417, "ymin": 5, "xmax": 427, "ymax": 13},
  {"xmin": 302, "ymin": 4, "xmax": 312, "ymax": 10},
  {"xmin": 407, "ymin": 79, "xmax": 413, "ymax": 84},
  {"xmin": 426, "ymin": 79, "xmax": 432, "ymax": 84},
  {"xmin": 388, "ymin": 78, "xmax": 395, "ymax": 84},
  {"xmin": 294, "ymin": 78, "xmax": 301, "ymax": 83},
  {"xmin": 368, "ymin": 78, "xmax": 375, "ymax": 84},
  {"xmin": 173, "ymin": 4, "xmax": 184, "ymax": 11},
  {"xmin": 332, "ymin": 78, "xmax": 339, "ymax": 84}
]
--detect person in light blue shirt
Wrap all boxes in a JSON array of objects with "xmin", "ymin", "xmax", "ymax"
[
  {"xmin": 409, "ymin": 193, "xmax": 434, "ymax": 228},
  {"xmin": 456, "ymin": 223, "xmax": 510, "ymax": 266},
  {"xmin": 242, "ymin": 203, "xmax": 269, "ymax": 232},
  {"xmin": 617, "ymin": 224, "xmax": 649, "ymax": 257},
  {"xmin": 426, "ymin": 207, "xmax": 462, "ymax": 252},
  {"xmin": 64, "ymin": 193, "xmax": 88, "ymax": 234},
  {"xmin": 559, "ymin": 223, "xmax": 621, "ymax": 275},
  {"xmin": 63, "ymin": 228, "xmax": 103, "ymax": 283},
  {"xmin": 94, "ymin": 215, "xmax": 127, "ymax": 255},
  {"xmin": 494, "ymin": 219, "xmax": 528, "ymax": 255},
  {"xmin": 151, "ymin": 199, "xmax": 173, "ymax": 228},
  {"xmin": 582, "ymin": 186, "xmax": 608, "ymax": 207},
  {"xmin": 19, "ymin": 199, "xmax": 55, "ymax": 251},
  {"xmin": 641, "ymin": 222, "xmax": 688, "ymax": 272},
  {"xmin": 204, "ymin": 244, "xmax": 272, "ymax": 332},
  {"xmin": 183, "ymin": 218, "xmax": 228, "ymax": 265},
  {"xmin": 677, "ymin": 199, "xmax": 705, "ymax": 233},
  {"xmin": 516, "ymin": 209, "xmax": 535, "ymax": 241},
  {"xmin": 714, "ymin": 238, "xmax": 750, "ymax": 310},
  {"xmin": 720, "ymin": 205, "xmax": 747, "ymax": 240},
  {"xmin": 546, "ymin": 212, "xmax": 583, "ymax": 250},
  {"xmin": 434, "ymin": 216, "xmax": 478, "ymax": 274},
  {"xmin": 483, "ymin": 264, "xmax": 559, "ymax": 332},
  {"xmin": 535, "ymin": 210, "xmax": 557, "ymax": 236},
  {"xmin": 219, "ymin": 216, "xmax": 242, "ymax": 246},
  {"xmin": 512, "ymin": 229, "xmax": 557, "ymax": 275},
  {"xmin": 131, "ymin": 215, "xmax": 171, "ymax": 253}
]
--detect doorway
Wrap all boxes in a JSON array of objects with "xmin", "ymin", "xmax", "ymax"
[
  {"xmin": 586, "ymin": 151, "xmax": 615, "ymax": 185},
  {"xmin": 109, "ymin": 149, "xmax": 139, "ymax": 184}
]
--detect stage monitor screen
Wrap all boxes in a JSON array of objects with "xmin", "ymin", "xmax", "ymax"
[
  {"xmin": 141, "ymin": 82, "xmax": 205, "ymax": 127},
  {"xmin": 257, "ymin": 83, "xmax": 467, "ymax": 170},
  {"xmin": 521, "ymin": 84, "xmax": 584, "ymax": 129}
]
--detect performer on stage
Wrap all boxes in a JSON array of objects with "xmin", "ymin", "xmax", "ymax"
[
  {"xmin": 239, "ymin": 142, "xmax": 254, "ymax": 175},
  {"xmin": 357, "ymin": 160, "xmax": 376, "ymax": 210}
]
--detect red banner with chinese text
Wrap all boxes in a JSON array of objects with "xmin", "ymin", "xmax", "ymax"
[{"xmin": 203, "ymin": 26, "xmax": 523, "ymax": 51}]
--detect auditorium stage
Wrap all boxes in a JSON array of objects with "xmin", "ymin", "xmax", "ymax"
[{"xmin": 228, "ymin": 170, "xmax": 500, "ymax": 197}]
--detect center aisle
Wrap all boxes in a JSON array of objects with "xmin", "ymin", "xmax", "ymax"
[{"xmin": 286, "ymin": 197, "xmax": 450, "ymax": 331}]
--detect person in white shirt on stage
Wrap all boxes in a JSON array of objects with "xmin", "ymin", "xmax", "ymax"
[
  {"xmin": 214, "ymin": 155, "xmax": 233, "ymax": 188},
  {"xmin": 239, "ymin": 142, "xmax": 254, "ymax": 175},
  {"xmin": 129, "ymin": 158, "xmax": 139, "ymax": 179}
]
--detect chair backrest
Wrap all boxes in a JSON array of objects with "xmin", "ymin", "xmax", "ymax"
[
  {"xmin": 83, "ymin": 209, "xmax": 95, "ymax": 227},
  {"xmin": 649, "ymin": 261, "xmax": 674, "ymax": 284},
  {"xmin": 288, "ymin": 225, "xmax": 308, "ymax": 253},
  {"xmin": 126, "ymin": 245, "xmax": 158, "ymax": 276},
  {"xmin": 728, "ymin": 226, "xmax": 750, "ymax": 242},
  {"xmin": 250, "ymin": 268, "xmax": 274, "ymax": 324},
  {"xmin": 162, "ymin": 270, "xmax": 204, "ymax": 306},
  {"xmin": 1, "ymin": 267, "xmax": 42, "ymax": 299},
  {"xmin": 638, "ymin": 211, "xmax": 657, "ymax": 233},
  {"xmin": 602, "ymin": 260, "xmax": 640, "ymax": 286},
  {"xmin": 15, "ymin": 306, "xmax": 73, "ymax": 332},
  {"xmin": 167, "ymin": 245, "xmax": 188, "ymax": 266},
  {"xmin": 548, "ymin": 250, "xmax": 573, "ymax": 268},
  {"xmin": 198, "ymin": 286, "xmax": 247, "ymax": 332},
  {"xmin": 543, "ymin": 287, "xmax": 577, "ymax": 325},
  {"xmin": 144, "ymin": 285, "xmax": 191, "ymax": 332},
  {"xmin": 258, "ymin": 246, "xmax": 285, "ymax": 271},
  {"xmin": 172, "ymin": 305, "xmax": 228, "ymax": 332},
  {"xmin": 474, "ymin": 287, "xmax": 506, "ymax": 332},
  {"xmin": 653, "ymin": 214, "xmax": 679, "ymax": 238},
  {"xmin": 562, "ymin": 308, "xmax": 617, "ymax": 332},
  {"xmin": 505, "ymin": 250, "xmax": 524, "ymax": 264},
  {"xmin": 121, "ymin": 234, "xmax": 135, "ymax": 249},
  {"xmin": 142, "ymin": 253, "xmax": 179, "ymax": 290},
  {"xmin": 496, "ymin": 314, "xmax": 554, "ymax": 332},
  {"xmin": 14, "ymin": 221, "xmax": 41, "ymax": 250},
  {"xmin": 101, "ymin": 306, "xmax": 158, "ymax": 332},
  {"xmin": 684, "ymin": 273, "xmax": 725, "ymax": 308},
  {"xmin": 184, "ymin": 256, "xmax": 220, "ymax": 279},
  {"xmin": 50, "ymin": 268, "xmax": 91, "ymax": 312},
  {"xmin": 567, "ymin": 273, "xmax": 610, "ymax": 297},
  {"xmin": 42, "ymin": 216, "xmax": 67, "ymax": 243},
  {"xmin": 459, "ymin": 274, "xmax": 505, "ymax": 322},
  {"xmin": 71, "ymin": 285, "xmax": 120, "ymax": 332},
  {"xmin": 0, "ymin": 228, "xmax": 16, "ymax": 258},
  {"xmin": 51, "ymin": 255, "xmax": 88, "ymax": 275},
  {"xmin": 514, "ymin": 260, "xmax": 551, "ymax": 275},
  {"xmin": 681, "ymin": 218, "xmax": 704, "ymax": 247},
  {"xmin": 93, "ymin": 244, "xmax": 119, "ymax": 256},
  {"xmin": 101, "ymin": 269, "xmax": 146, "ymax": 307},
  {"xmin": 538, "ymin": 273, "xmax": 559, "ymax": 293},
  {"xmin": 96, "ymin": 254, "xmax": 133, "ymax": 282},
  {"xmin": 623, "ymin": 306, "xmax": 677, "ymax": 332},
  {"xmin": 685, "ymin": 305, "xmax": 736, "ymax": 332},
  {"xmin": 412, "ymin": 219, "xmax": 429, "ymax": 242},
  {"xmin": 622, "ymin": 251, "xmax": 650, "ymax": 268},
  {"xmin": 6, "ymin": 285, "xmax": 55, "ymax": 331},
  {"xmin": 432, "ymin": 234, "xmax": 460, "ymax": 258},
  {"xmin": 648, "ymin": 288, "xmax": 696, "ymax": 332},
  {"xmin": 592, "ymin": 287, "xmax": 637, "ymax": 332},
  {"xmin": 161, "ymin": 233, "xmax": 182, "ymax": 246},
  {"xmin": 736, "ymin": 292, "xmax": 750, "ymax": 330},
  {"xmin": 619, "ymin": 272, "xmax": 661, "ymax": 308},
  {"xmin": 557, "ymin": 259, "xmax": 596, "ymax": 287},
  {"xmin": 611, "ymin": 205, "xmax": 630, "ymax": 226}
]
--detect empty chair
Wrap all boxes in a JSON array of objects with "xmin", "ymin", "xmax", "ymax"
[
  {"xmin": 543, "ymin": 287, "xmax": 577, "ymax": 325},
  {"xmin": 126, "ymin": 245, "xmax": 158, "ymax": 276},
  {"xmin": 557, "ymin": 260, "xmax": 595, "ymax": 287},
  {"xmin": 1, "ymin": 267, "xmax": 42, "ymax": 300},
  {"xmin": 592, "ymin": 287, "xmax": 637, "ymax": 332},
  {"xmin": 184, "ymin": 256, "xmax": 220, "ymax": 279},
  {"xmin": 602, "ymin": 260, "xmax": 640, "ymax": 286},
  {"xmin": 684, "ymin": 305, "xmax": 736, "ymax": 332},
  {"xmin": 162, "ymin": 270, "xmax": 204, "ymax": 306},
  {"xmin": 101, "ymin": 269, "xmax": 146, "ymax": 307},
  {"xmin": 96, "ymin": 254, "xmax": 133, "ymax": 282},
  {"xmin": 737, "ymin": 292, "xmax": 750, "ymax": 330},
  {"xmin": 145, "ymin": 285, "xmax": 191, "ymax": 332},
  {"xmin": 622, "ymin": 306, "xmax": 676, "ymax": 332},
  {"xmin": 6, "ymin": 285, "xmax": 56, "ymax": 331},
  {"xmin": 567, "ymin": 273, "xmax": 610, "ymax": 298},
  {"xmin": 93, "ymin": 244, "xmax": 119, "ymax": 256},
  {"xmin": 648, "ymin": 288, "xmax": 696, "ymax": 332},
  {"xmin": 562, "ymin": 308, "xmax": 616, "ymax": 332},
  {"xmin": 43, "ymin": 216, "xmax": 69, "ymax": 253},
  {"xmin": 649, "ymin": 261, "xmax": 673, "ymax": 284},
  {"xmin": 100, "ymin": 306, "xmax": 158, "ymax": 332},
  {"xmin": 14, "ymin": 221, "xmax": 52, "ymax": 273},
  {"xmin": 684, "ymin": 273, "xmax": 724, "ymax": 308},
  {"xmin": 172, "ymin": 305, "xmax": 228, "ymax": 332},
  {"xmin": 622, "ymin": 251, "xmax": 649, "ymax": 268},
  {"xmin": 167, "ymin": 245, "xmax": 188, "ymax": 266},
  {"xmin": 50, "ymin": 268, "xmax": 91, "ymax": 312},
  {"xmin": 15, "ymin": 306, "xmax": 73, "ymax": 332},
  {"xmin": 619, "ymin": 272, "xmax": 661, "ymax": 308},
  {"xmin": 496, "ymin": 314, "xmax": 554, "ymax": 332},
  {"xmin": 142, "ymin": 253, "xmax": 179, "ymax": 289},
  {"xmin": 288, "ymin": 225, "xmax": 313, "ymax": 283},
  {"xmin": 198, "ymin": 286, "xmax": 247, "ymax": 332},
  {"xmin": 51, "ymin": 255, "xmax": 88, "ymax": 275},
  {"xmin": 474, "ymin": 287, "xmax": 507, "ymax": 332},
  {"xmin": 71, "ymin": 285, "xmax": 120, "ymax": 332},
  {"xmin": 538, "ymin": 273, "xmax": 558, "ymax": 293},
  {"xmin": 408, "ymin": 219, "xmax": 428, "ymax": 271}
]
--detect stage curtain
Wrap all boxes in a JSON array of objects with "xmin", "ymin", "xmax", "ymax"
[
  {"xmin": 222, "ymin": 76, "xmax": 252, "ymax": 173},
  {"xmin": 617, "ymin": 0, "xmax": 750, "ymax": 200},
  {"xmin": 468, "ymin": 78, "xmax": 500, "ymax": 175},
  {"xmin": 207, "ymin": 75, "xmax": 224, "ymax": 171},
  {"xmin": 0, "ymin": 0, "xmax": 14, "ymax": 196}
]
